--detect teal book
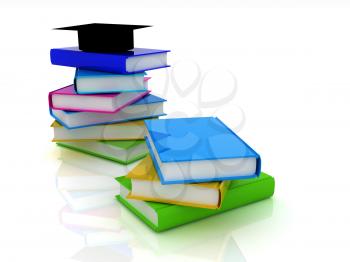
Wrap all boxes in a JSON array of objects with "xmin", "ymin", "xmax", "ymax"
[
  {"xmin": 115, "ymin": 173, "xmax": 275, "ymax": 232},
  {"xmin": 57, "ymin": 140, "xmax": 148, "ymax": 165}
]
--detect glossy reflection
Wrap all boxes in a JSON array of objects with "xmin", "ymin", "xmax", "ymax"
[{"xmin": 56, "ymin": 147, "xmax": 274, "ymax": 261}]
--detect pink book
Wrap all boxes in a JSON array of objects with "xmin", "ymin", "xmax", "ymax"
[{"xmin": 49, "ymin": 81, "xmax": 150, "ymax": 114}]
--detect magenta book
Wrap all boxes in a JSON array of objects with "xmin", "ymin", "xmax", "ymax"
[{"xmin": 48, "ymin": 84, "xmax": 150, "ymax": 114}]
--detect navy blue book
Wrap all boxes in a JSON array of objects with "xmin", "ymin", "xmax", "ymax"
[
  {"xmin": 50, "ymin": 94, "xmax": 166, "ymax": 129},
  {"xmin": 144, "ymin": 117, "xmax": 261, "ymax": 184},
  {"xmin": 50, "ymin": 47, "xmax": 170, "ymax": 74}
]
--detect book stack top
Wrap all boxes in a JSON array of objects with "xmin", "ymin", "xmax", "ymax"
[{"xmin": 49, "ymin": 23, "xmax": 169, "ymax": 132}]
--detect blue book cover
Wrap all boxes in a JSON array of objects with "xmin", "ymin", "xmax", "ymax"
[
  {"xmin": 50, "ymin": 94, "xmax": 166, "ymax": 129},
  {"xmin": 74, "ymin": 69, "xmax": 148, "ymax": 94},
  {"xmin": 144, "ymin": 117, "xmax": 261, "ymax": 184},
  {"xmin": 50, "ymin": 47, "xmax": 170, "ymax": 74}
]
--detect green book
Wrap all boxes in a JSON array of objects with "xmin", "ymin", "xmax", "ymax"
[
  {"xmin": 115, "ymin": 173, "xmax": 275, "ymax": 232},
  {"xmin": 57, "ymin": 140, "xmax": 148, "ymax": 165}
]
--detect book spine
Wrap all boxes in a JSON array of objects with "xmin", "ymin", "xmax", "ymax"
[
  {"xmin": 48, "ymin": 90, "xmax": 54, "ymax": 109},
  {"xmin": 157, "ymin": 176, "xmax": 275, "ymax": 231},
  {"xmin": 50, "ymin": 48, "xmax": 127, "ymax": 74}
]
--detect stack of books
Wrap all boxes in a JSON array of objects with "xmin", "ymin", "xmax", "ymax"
[
  {"xmin": 116, "ymin": 117, "xmax": 275, "ymax": 232},
  {"xmin": 49, "ymin": 23, "xmax": 275, "ymax": 233},
  {"xmin": 49, "ymin": 23, "xmax": 169, "ymax": 211}
]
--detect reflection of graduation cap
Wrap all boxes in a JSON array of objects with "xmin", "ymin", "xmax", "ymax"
[{"xmin": 55, "ymin": 23, "xmax": 151, "ymax": 53}]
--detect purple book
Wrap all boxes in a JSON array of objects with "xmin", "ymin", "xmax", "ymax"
[{"xmin": 49, "ymin": 84, "xmax": 150, "ymax": 114}]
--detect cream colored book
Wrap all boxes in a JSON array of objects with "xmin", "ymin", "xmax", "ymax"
[{"xmin": 51, "ymin": 119, "xmax": 148, "ymax": 142}]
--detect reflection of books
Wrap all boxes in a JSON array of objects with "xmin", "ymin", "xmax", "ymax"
[
  {"xmin": 118, "ymin": 195, "xmax": 273, "ymax": 255},
  {"xmin": 72, "ymin": 244, "xmax": 132, "ymax": 262},
  {"xmin": 219, "ymin": 235, "xmax": 246, "ymax": 262},
  {"xmin": 116, "ymin": 173, "xmax": 274, "ymax": 232},
  {"xmin": 60, "ymin": 205, "xmax": 122, "ymax": 231},
  {"xmin": 56, "ymin": 147, "xmax": 140, "ymax": 190},
  {"xmin": 56, "ymin": 161, "xmax": 118, "ymax": 191},
  {"xmin": 65, "ymin": 225, "xmax": 130, "ymax": 247},
  {"xmin": 59, "ymin": 147, "xmax": 139, "ymax": 176},
  {"xmin": 60, "ymin": 205, "xmax": 131, "ymax": 246},
  {"xmin": 59, "ymin": 189, "xmax": 117, "ymax": 211}
]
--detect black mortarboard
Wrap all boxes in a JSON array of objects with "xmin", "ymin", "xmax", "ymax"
[{"xmin": 55, "ymin": 23, "xmax": 151, "ymax": 53}]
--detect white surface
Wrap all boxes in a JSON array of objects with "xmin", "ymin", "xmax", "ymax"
[{"xmin": 0, "ymin": 2, "xmax": 350, "ymax": 262}]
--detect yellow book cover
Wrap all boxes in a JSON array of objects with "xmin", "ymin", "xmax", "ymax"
[{"xmin": 126, "ymin": 156, "xmax": 231, "ymax": 209}]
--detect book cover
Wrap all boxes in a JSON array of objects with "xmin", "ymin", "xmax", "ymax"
[
  {"xmin": 50, "ymin": 94, "xmax": 166, "ymax": 129},
  {"xmin": 57, "ymin": 140, "xmax": 148, "ymax": 165},
  {"xmin": 50, "ymin": 47, "xmax": 170, "ymax": 74},
  {"xmin": 125, "ymin": 155, "xmax": 230, "ymax": 209},
  {"xmin": 115, "ymin": 172, "xmax": 274, "ymax": 232},
  {"xmin": 74, "ymin": 69, "xmax": 149, "ymax": 94},
  {"xmin": 48, "ymin": 84, "xmax": 150, "ymax": 113},
  {"xmin": 144, "ymin": 117, "xmax": 261, "ymax": 184}
]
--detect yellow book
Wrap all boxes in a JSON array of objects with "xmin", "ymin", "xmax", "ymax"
[
  {"xmin": 126, "ymin": 156, "xmax": 231, "ymax": 209},
  {"xmin": 51, "ymin": 120, "xmax": 147, "ymax": 142}
]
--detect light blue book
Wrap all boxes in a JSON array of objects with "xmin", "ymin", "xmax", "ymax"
[
  {"xmin": 74, "ymin": 69, "xmax": 148, "ymax": 94},
  {"xmin": 144, "ymin": 117, "xmax": 261, "ymax": 184},
  {"xmin": 50, "ymin": 94, "xmax": 166, "ymax": 129}
]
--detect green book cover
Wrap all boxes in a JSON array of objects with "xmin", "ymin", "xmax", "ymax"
[
  {"xmin": 115, "ymin": 173, "xmax": 275, "ymax": 232},
  {"xmin": 57, "ymin": 140, "xmax": 148, "ymax": 165}
]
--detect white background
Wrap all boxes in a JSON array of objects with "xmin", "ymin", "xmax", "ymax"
[{"xmin": 0, "ymin": 1, "xmax": 350, "ymax": 261}]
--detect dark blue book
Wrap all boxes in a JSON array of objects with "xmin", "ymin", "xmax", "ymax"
[
  {"xmin": 50, "ymin": 94, "xmax": 166, "ymax": 129},
  {"xmin": 50, "ymin": 47, "xmax": 170, "ymax": 74},
  {"xmin": 144, "ymin": 117, "xmax": 261, "ymax": 184}
]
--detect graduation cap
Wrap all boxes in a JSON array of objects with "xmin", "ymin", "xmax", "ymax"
[{"xmin": 55, "ymin": 23, "xmax": 151, "ymax": 53}]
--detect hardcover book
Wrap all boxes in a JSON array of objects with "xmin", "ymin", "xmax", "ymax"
[
  {"xmin": 116, "ymin": 172, "xmax": 275, "ymax": 232},
  {"xmin": 51, "ymin": 119, "xmax": 150, "ymax": 142},
  {"xmin": 57, "ymin": 140, "xmax": 148, "ymax": 165},
  {"xmin": 125, "ymin": 155, "xmax": 230, "ymax": 209},
  {"xmin": 49, "ymin": 84, "xmax": 150, "ymax": 113},
  {"xmin": 74, "ymin": 69, "xmax": 148, "ymax": 94},
  {"xmin": 144, "ymin": 117, "xmax": 261, "ymax": 184},
  {"xmin": 50, "ymin": 47, "xmax": 170, "ymax": 74},
  {"xmin": 50, "ymin": 94, "xmax": 166, "ymax": 129}
]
